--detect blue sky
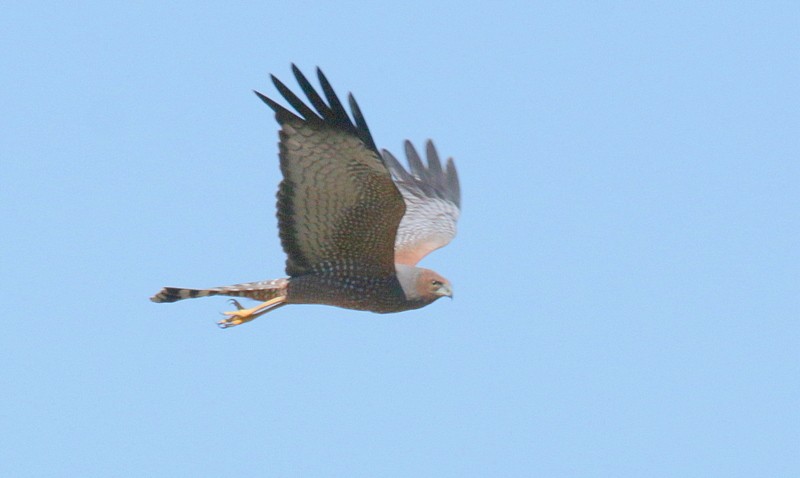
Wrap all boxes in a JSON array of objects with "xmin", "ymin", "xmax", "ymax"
[{"xmin": 1, "ymin": 2, "xmax": 797, "ymax": 476}]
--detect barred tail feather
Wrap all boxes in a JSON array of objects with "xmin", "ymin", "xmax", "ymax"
[
  {"xmin": 150, "ymin": 287, "xmax": 219, "ymax": 303},
  {"xmin": 150, "ymin": 278, "xmax": 289, "ymax": 304}
]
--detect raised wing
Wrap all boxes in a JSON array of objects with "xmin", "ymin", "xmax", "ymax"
[
  {"xmin": 255, "ymin": 65, "xmax": 406, "ymax": 277},
  {"xmin": 382, "ymin": 140, "xmax": 460, "ymax": 266}
]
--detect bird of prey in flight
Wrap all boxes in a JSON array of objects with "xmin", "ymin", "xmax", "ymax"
[{"xmin": 151, "ymin": 65, "xmax": 461, "ymax": 328}]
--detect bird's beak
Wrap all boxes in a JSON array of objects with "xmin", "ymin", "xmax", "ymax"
[{"xmin": 437, "ymin": 284, "xmax": 453, "ymax": 299}]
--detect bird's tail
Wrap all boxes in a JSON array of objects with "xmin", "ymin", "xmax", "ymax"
[{"xmin": 150, "ymin": 278, "xmax": 289, "ymax": 303}]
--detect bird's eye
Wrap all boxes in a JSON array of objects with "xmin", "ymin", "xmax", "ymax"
[{"xmin": 431, "ymin": 279, "xmax": 442, "ymax": 287}]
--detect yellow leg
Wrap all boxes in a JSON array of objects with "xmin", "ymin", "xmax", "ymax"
[{"xmin": 217, "ymin": 296, "xmax": 286, "ymax": 329}]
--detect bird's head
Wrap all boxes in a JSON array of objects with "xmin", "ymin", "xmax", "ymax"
[
  {"xmin": 418, "ymin": 268, "xmax": 453, "ymax": 300},
  {"xmin": 396, "ymin": 264, "xmax": 453, "ymax": 304}
]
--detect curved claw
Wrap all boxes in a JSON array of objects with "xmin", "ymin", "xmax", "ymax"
[{"xmin": 228, "ymin": 298, "xmax": 244, "ymax": 310}]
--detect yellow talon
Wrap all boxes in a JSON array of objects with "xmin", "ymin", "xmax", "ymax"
[{"xmin": 217, "ymin": 296, "xmax": 286, "ymax": 329}]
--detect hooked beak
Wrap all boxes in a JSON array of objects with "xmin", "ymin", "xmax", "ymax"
[{"xmin": 436, "ymin": 283, "xmax": 453, "ymax": 299}]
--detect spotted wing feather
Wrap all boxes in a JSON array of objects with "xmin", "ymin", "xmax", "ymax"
[{"xmin": 255, "ymin": 65, "xmax": 406, "ymax": 277}]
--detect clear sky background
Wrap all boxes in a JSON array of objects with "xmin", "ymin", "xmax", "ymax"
[{"xmin": 1, "ymin": 2, "xmax": 797, "ymax": 477}]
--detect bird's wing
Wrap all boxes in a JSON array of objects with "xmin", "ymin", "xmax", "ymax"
[
  {"xmin": 382, "ymin": 140, "xmax": 460, "ymax": 266},
  {"xmin": 255, "ymin": 65, "xmax": 405, "ymax": 277}
]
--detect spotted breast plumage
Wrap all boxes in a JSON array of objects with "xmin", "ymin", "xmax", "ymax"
[{"xmin": 151, "ymin": 65, "xmax": 461, "ymax": 328}]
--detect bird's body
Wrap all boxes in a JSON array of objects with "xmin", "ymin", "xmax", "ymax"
[
  {"xmin": 288, "ymin": 266, "xmax": 408, "ymax": 312},
  {"xmin": 151, "ymin": 65, "xmax": 460, "ymax": 327}
]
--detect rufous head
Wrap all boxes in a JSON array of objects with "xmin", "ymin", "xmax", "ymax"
[
  {"xmin": 415, "ymin": 268, "xmax": 453, "ymax": 300},
  {"xmin": 395, "ymin": 264, "xmax": 452, "ymax": 304}
]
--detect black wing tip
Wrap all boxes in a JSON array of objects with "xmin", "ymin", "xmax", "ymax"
[
  {"xmin": 254, "ymin": 89, "xmax": 283, "ymax": 112},
  {"xmin": 269, "ymin": 73, "xmax": 287, "ymax": 94},
  {"xmin": 253, "ymin": 88, "xmax": 272, "ymax": 104},
  {"xmin": 254, "ymin": 89, "xmax": 303, "ymax": 123},
  {"xmin": 349, "ymin": 93, "xmax": 378, "ymax": 151},
  {"xmin": 258, "ymin": 64, "xmax": 378, "ymax": 152}
]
